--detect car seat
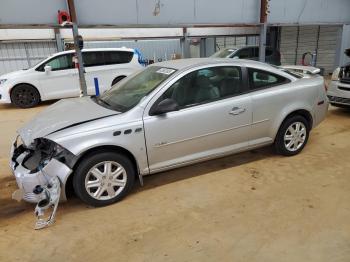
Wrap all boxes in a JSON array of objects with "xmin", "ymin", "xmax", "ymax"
[{"xmin": 194, "ymin": 75, "xmax": 220, "ymax": 103}]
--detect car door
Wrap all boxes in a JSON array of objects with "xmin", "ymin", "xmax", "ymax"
[
  {"xmin": 83, "ymin": 51, "xmax": 106, "ymax": 95},
  {"xmin": 143, "ymin": 65, "xmax": 252, "ymax": 173},
  {"xmin": 84, "ymin": 51, "xmax": 136, "ymax": 95},
  {"xmin": 37, "ymin": 53, "xmax": 80, "ymax": 100},
  {"xmin": 247, "ymin": 67, "xmax": 292, "ymax": 145}
]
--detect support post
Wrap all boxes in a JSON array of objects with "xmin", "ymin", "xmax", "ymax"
[
  {"xmin": 67, "ymin": 0, "xmax": 87, "ymax": 96},
  {"xmin": 259, "ymin": 0, "xmax": 268, "ymax": 63},
  {"xmin": 180, "ymin": 28, "xmax": 190, "ymax": 58},
  {"xmin": 199, "ymin": 38, "xmax": 206, "ymax": 58},
  {"xmin": 54, "ymin": 28, "xmax": 64, "ymax": 52},
  {"xmin": 259, "ymin": 23, "xmax": 267, "ymax": 62}
]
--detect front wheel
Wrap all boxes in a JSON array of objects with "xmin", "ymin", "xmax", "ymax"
[
  {"xmin": 274, "ymin": 115, "xmax": 310, "ymax": 156},
  {"xmin": 10, "ymin": 84, "xmax": 40, "ymax": 108},
  {"xmin": 73, "ymin": 152, "xmax": 135, "ymax": 207}
]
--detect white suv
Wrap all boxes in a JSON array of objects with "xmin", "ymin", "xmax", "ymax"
[{"xmin": 0, "ymin": 48, "xmax": 143, "ymax": 108}]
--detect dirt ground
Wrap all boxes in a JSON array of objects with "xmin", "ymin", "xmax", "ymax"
[{"xmin": 0, "ymin": 101, "xmax": 350, "ymax": 262}]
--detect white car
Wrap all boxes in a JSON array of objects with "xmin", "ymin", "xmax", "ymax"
[
  {"xmin": 327, "ymin": 48, "xmax": 350, "ymax": 107},
  {"xmin": 0, "ymin": 48, "xmax": 143, "ymax": 108}
]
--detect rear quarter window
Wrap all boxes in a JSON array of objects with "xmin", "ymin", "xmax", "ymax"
[
  {"xmin": 104, "ymin": 51, "xmax": 133, "ymax": 65},
  {"xmin": 248, "ymin": 68, "xmax": 290, "ymax": 90},
  {"xmin": 83, "ymin": 52, "xmax": 105, "ymax": 67}
]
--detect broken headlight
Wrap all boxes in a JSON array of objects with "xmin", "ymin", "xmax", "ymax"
[
  {"xmin": 22, "ymin": 138, "xmax": 75, "ymax": 172},
  {"xmin": 331, "ymin": 67, "xmax": 340, "ymax": 81}
]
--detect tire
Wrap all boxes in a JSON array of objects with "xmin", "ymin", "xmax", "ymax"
[
  {"xmin": 274, "ymin": 115, "xmax": 310, "ymax": 156},
  {"xmin": 111, "ymin": 75, "xmax": 126, "ymax": 86},
  {"xmin": 10, "ymin": 84, "xmax": 40, "ymax": 108},
  {"xmin": 73, "ymin": 151, "xmax": 135, "ymax": 207}
]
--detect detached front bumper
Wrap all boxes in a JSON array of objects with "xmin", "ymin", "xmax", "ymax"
[{"xmin": 10, "ymin": 140, "xmax": 72, "ymax": 203}]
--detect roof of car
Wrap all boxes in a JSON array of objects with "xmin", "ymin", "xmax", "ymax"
[
  {"xmin": 53, "ymin": 47, "xmax": 135, "ymax": 56},
  {"xmin": 152, "ymin": 58, "xmax": 276, "ymax": 71},
  {"xmin": 222, "ymin": 45, "xmax": 274, "ymax": 51}
]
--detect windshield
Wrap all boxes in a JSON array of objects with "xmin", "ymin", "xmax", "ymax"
[
  {"xmin": 211, "ymin": 49, "xmax": 236, "ymax": 58},
  {"xmin": 97, "ymin": 66, "xmax": 176, "ymax": 112}
]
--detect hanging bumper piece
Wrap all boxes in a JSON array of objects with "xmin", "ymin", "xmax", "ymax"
[{"xmin": 33, "ymin": 175, "xmax": 61, "ymax": 230}]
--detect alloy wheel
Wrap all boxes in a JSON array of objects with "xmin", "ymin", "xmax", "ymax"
[
  {"xmin": 283, "ymin": 121, "xmax": 307, "ymax": 152},
  {"xmin": 85, "ymin": 161, "xmax": 127, "ymax": 201}
]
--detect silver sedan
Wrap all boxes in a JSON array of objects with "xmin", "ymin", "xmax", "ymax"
[{"xmin": 11, "ymin": 58, "xmax": 329, "ymax": 207}]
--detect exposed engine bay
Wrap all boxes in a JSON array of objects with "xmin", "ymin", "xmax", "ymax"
[
  {"xmin": 11, "ymin": 137, "xmax": 75, "ymax": 229},
  {"xmin": 339, "ymin": 48, "xmax": 350, "ymax": 84},
  {"xmin": 339, "ymin": 62, "xmax": 350, "ymax": 84},
  {"xmin": 12, "ymin": 137, "xmax": 75, "ymax": 173}
]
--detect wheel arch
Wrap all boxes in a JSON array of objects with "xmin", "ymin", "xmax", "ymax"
[
  {"xmin": 273, "ymin": 108, "xmax": 313, "ymax": 141},
  {"xmin": 111, "ymin": 75, "xmax": 127, "ymax": 86},
  {"xmin": 283, "ymin": 109, "xmax": 313, "ymax": 129},
  {"xmin": 65, "ymin": 145, "xmax": 141, "ymax": 199}
]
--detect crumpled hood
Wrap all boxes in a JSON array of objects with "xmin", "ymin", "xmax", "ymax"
[{"xmin": 18, "ymin": 97, "xmax": 119, "ymax": 146}]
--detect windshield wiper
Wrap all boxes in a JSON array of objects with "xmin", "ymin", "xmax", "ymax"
[
  {"xmin": 98, "ymin": 98, "xmax": 112, "ymax": 107},
  {"xmin": 92, "ymin": 96, "xmax": 112, "ymax": 107},
  {"xmin": 92, "ymin": 96, "xmax": 127, "ymax": 113}
]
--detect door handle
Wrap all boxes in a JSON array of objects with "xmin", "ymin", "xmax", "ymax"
[{"xmin": 229, "ymin": 107, "xmax": 246, "ymax": 115}]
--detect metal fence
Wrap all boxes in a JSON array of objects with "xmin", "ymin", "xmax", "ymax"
[
  {"xmin": 215, "ymin": 36, "xmax": 260, "ymax": 51},
  {"xmin": 83, "ymin": 39, "xmax": 182, "ymax": 62},
  {"xmin": 0, "ymin": 39, "xmax": 182, "ymax": 76},
  {"xmin": 0, "ymin": 41, "xmax": 57, "ymax": 75}
]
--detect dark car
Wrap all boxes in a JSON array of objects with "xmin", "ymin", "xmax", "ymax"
[{"xmin": 211, "ymin": 45, "xmax": 281, "ymax": 66}]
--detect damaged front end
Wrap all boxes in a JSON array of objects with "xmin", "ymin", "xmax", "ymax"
[
  {"xmin": 10, "ymin": 136, "xmax": 75, "ymax": 229},
  {"xmin": 339, "ymin": 63, "xmax": 350, "ymax": 85}
]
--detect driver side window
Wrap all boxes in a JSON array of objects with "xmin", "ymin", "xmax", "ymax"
[
  {"xmin": 160, "ymin": 66, "xmax": 243, "ymax": 109},
  {"xmin": 39, "ymin": 54, "xmax": 74, "ymax": 71}
]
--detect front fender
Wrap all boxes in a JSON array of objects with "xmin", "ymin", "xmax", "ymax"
[{"xmin": 46, "ymin": 121, "xmax": 149, "ymax": 175}]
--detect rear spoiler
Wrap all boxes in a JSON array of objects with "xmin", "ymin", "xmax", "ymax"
[{"xmin": 280, "ymin": 65, "xmax": 321, "ymax": 75}]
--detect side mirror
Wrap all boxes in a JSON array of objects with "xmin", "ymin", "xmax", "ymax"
[
  {"xmin": 150, "ymin": 98, "xmax": 179, "ymax": 116},
  {"xmin": 44, "ymin": 65, "xmax": 52, "ymax": 73}
]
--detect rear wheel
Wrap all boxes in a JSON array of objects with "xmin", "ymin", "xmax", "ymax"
[
  {"xmin": 10, "ymin": 84, "xmax": 40, "ymax": 108},
  {"xmin": 73, "ymin": 152, "xmax": 135, "ymax": 207},
  {"xmin": 274, "ymin": 115, "xmax": 310, "ymax": 156},
  {"xmin": 111, "ymin": 75, "xmax": 126, "ymax": 86}
]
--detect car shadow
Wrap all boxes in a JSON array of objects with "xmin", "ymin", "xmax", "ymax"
[
  {"xmin": 0, "ymin": 146, "xmax": 276, "ymax": 222},
  {"xmin": 328, "ymin": 106, "xmax": 350, "ymax": 116},
  {"xmin": 0, "ymin": 100, "xmax": 58, "ymax": 110},
  {"xmin": 134, "ymin": 147, "xmax": 275, "ymax": 192}
]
